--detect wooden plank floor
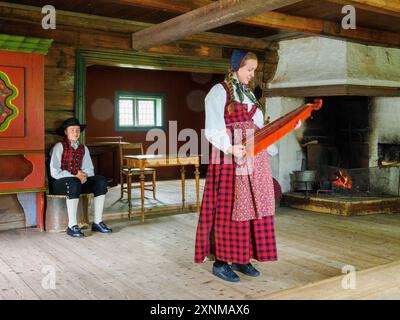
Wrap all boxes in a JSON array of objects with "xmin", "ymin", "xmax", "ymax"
[
  {"xmin": 100, "ymin": 179, "xmax": 206, "ymax": 220},
  {"xmin": 255, "ymin": 260, "xmax": 400, "ymax": 300},
  {"xmin": 1, "ymin": 199, "xmax": 400, "ymax": 299},
  {"xmin": 0, "ymin": 195, "xmax": 26, "ymax": 231},
  {"xmin": 0, "ymin": 179, "xmax": 205, "ymax": 232}
]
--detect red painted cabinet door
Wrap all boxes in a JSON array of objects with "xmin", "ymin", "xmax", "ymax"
[{"xmin": 0, "ymin": 50, "xmax": 45, "ymax": 193}]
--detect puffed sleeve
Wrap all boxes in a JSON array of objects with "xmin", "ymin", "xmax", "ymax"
[
  {"xmin": 49, "ymin": 142, "xmax": 75, "ymax": 179},
  {"xmin": 253, "ymin": 108, "xmax": 264, "ymax": 129},
  {"xmin": 204, "ymin": 84, "xmax": 232, "ymax": 154}
]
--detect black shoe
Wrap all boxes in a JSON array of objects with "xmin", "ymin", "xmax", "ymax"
[
  {"xmin": 91, "ymin": 221, "xmax": 112, "ymax": 233},
  {"xmin": 67, "ymin": 225, "xmax": 84, "ymax": 238},
  {"xmin": 231, "ymin": 263, "xmax": 260, "ymax": 277},
  {"xmin": 212, "ymin": 263, "xmax": 240, "ymax": 282}
]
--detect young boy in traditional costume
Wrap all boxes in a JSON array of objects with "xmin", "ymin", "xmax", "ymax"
[{"xmin": 49, "ymin": 118, "xmax": 112, "ymax": 237}]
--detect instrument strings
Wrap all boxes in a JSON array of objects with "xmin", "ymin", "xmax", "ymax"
[{"xmin": 246, "ymin": 99, "xmax": 322, "ymax": 145}]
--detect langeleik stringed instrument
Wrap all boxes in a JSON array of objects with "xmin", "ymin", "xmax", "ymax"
[{"xmin": 244, "ymin": 98, "xmax": 323, "ymax": 156}]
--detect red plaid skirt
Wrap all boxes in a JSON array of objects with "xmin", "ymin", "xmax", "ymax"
[{"xmin": 194, "ymin": 154, "xmax": 278, "ymax": 264}]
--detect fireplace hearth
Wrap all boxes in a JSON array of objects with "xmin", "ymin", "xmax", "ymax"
[
  {"xmin": 286, "ymin": 164, "xmax": 400, "ymax": 216},
  {"xmin": 283, "ymin": 192, "xmax": 400, "ymax": 216},
  {"xmin": 283, "ymin": 95, "xmax": 400, "ymax": 216},
  {"xmin": 266, "ymin": 37, "xmax": 400, "ymax": 216}
]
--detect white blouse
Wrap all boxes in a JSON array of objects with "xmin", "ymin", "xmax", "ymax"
[
  {"xmin": 50, "ymin": 141, "xmax": 95, "ymax": 179},
  {"xmin": 204, "ymin": 81, "xmax": 278, "ymax": 156}
]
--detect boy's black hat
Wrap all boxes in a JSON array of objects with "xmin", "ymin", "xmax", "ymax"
[{"xmin": 56, "ymin": 117, "xmax": 86, "ymax": 136}]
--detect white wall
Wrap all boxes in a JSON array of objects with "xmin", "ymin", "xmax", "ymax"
[
  {"xmin": 369, "ymin": 97, "xmax": 400, "ymax": 196},
  {"xmin": 369, "ymin": 97, "xmax": 400, "ymax": 167},
  {"xmin": 265, "ymin": 97, "xmax": 305, "ymax": 192},
  {"xmin": 269, "ymin": 36, "xmax": 400, "ymax": 89}
]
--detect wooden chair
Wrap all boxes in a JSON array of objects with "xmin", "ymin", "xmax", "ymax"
[{"xmin": 119, "ymin": 143, "xmax": 156, "ymax": 200}]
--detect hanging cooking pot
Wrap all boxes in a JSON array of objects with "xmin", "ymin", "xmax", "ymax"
[
  {"xmin": 293, "ymin": 170, "xmax": 316, "ymax": 191},
  {"xmin": 294, "ymin": 170, "xmax": 316, "ymax": 181}
]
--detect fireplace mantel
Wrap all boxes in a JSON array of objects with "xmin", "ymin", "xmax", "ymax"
[{"xmin": 267, "ymin": 37, "xmax": 400, "ymax": 97}]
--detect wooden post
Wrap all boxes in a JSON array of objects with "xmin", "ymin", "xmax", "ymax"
[
  {"xmin": 152, "ymin": 171, "xmax": 156, "ymax": 199},
  {"xmin": 140, "ymin": 171, "xmax": 145, "ymax": 222},
  {"xmin": 195, "ymin": 163, "xmax": 200, "ymax": 214},
  {"xmin": 180, "ymin": 166, "xmax": 186, "ymax": 210},
  {"xmin": 127, "ymin": 175, "xmax": 132, "ymax": 219},
  {"xmin": 36, "ymin": 192, "xmax": 45, "ymax": 232}
]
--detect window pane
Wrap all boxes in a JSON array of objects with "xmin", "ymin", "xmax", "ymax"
[
  {"xmin": 137, "ymin": 100, "xmax": 155, "ymax": 126},
  {"xmin": 119, "ymin": 99, "xmax": 133, "ymax": 126}
]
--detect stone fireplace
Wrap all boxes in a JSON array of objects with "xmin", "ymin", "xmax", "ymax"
[{"xmin": 265, "ymin": 36, "xmax": 400, "ymax": 215}]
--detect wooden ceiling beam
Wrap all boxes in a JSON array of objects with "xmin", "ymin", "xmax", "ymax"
[
  {"xmin": 113, "ymin": 0, "xmax": 400, "ymax": 48},
  {"xmin": 262, "ymin": 31, "xmax": 306, "ymax": 42},
  {"xmin": 245, "ymin": 11, "xmax": 400, "ymax": 47},
  {"xmin": 131, "ymin": 0, "xmax": 303, "ymax": 50},
  {"xmin": 2, "ymin": 0, "xmax": 398, "ymax": 49},
  {"xmin": 105, "ymin": 0, "xmax": 198, "ymax": 12},
  {"xmin": 110, "ymin": 0, "xmax": 395, "ymax": 17},
  {"xmin": 109, "ymin": 0, "xmax": 400, "ymax": 24},
  {"xmin": 0, "ymin": 1, "xmax": 273, "ymax": 51},
  {"xmin": 326, "ymin": 0, "xmax": 400, "ymax": 18},
  {"xmin": 182, "ymin": 32, "xmax": 275, "ymax": 50}
]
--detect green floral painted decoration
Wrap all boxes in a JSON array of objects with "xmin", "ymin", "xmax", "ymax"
[{"xmin": 0, "ymin": 71, "xmax": 19, "ymax": 132}]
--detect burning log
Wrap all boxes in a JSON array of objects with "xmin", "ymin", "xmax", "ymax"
[{"xmin": 333, "ymin": 169, "xmax": 352, "ymax": 189}]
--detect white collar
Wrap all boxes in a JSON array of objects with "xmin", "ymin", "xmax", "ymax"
[{"xmin": 69, "ymin": 140, "xmax": 80, "ymax": 149}]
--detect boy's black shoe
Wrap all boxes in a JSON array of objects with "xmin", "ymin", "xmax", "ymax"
[
  {"xmin": 67, "ymin": 225, "xmax": 84, "ymax": 238},
  {"xmin": 91, "ymin": 221, "xmax": 112, "ymax": 233}
]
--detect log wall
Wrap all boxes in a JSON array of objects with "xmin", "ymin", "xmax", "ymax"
[{"xmin": 0, "ymin": 3, "xmax": 279, "ymax": 151}]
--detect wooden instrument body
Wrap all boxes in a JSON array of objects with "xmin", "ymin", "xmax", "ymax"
[{"xmin": 245, "ymin": 99, "xmax": 323, "ymax": 156}]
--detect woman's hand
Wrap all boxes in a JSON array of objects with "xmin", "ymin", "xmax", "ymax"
[
  {"xmin": 295, "ymin": 120, "xmax": 302, "ymax": 129},
  {"xmin": 227, "ymin": 145, "xmax": 246, "ymax": 159}
]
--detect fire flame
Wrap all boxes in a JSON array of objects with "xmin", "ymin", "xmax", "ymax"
[{"xmin": 333, "ymin": 169, "xmax": 352, "ymax": 189}]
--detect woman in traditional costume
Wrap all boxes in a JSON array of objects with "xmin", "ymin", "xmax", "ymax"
[{"xmin": 194, "ymin": 49, "xmax": 281, "ymax": 282}]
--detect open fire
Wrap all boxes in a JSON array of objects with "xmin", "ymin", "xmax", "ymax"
[{"xmin": 333, "ymin": 169, "xmax": 352, "ymax": 189}]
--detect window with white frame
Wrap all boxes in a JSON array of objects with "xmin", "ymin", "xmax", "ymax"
[{"xmin": 115, "ymin": 92, "xmax": 164, "ymax": 130}]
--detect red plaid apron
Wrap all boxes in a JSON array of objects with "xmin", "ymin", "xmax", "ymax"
[
  {"xmin": 194, "ymin": 82, "xmax": 278, "ymax": 264},
  {"xmin": 230, "ymin": 121, "xmax": 275, "ymax": 221}
]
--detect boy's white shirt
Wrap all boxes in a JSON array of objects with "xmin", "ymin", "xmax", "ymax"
[{"xmin": 49, "ymin": 141, "xmax": 95, "ymax": 179}]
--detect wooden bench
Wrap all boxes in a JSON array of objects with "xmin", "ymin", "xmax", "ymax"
[{"xmin": 45, "ymin": 193, "xmax": 91, "ymax": 232}]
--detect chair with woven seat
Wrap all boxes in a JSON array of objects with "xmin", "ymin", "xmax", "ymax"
[{"xmin": 119, "ymin": 142, "xmax": 156, "ymax": 200}]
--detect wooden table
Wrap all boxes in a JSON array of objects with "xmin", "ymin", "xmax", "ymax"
[{"xmin": 123, "ymin": 154, "xmax": 201, "ymax": 222}]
